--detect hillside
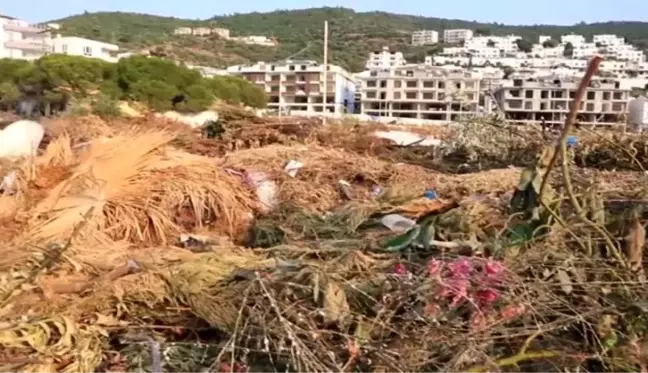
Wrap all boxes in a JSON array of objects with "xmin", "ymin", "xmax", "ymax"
[{"xmin": 50, "ymin": 8, "xmax": 648, "ymax": 72}]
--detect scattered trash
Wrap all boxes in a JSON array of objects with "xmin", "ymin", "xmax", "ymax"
[
  {"xmin": 284, "ymin": 160, "xmax": 303, "ymax": 177},
  {"xmin": 178, "ymin": 234, "xmax": 211, "ymax": 252},
  {"xmin": 338, "ymin": 179, "xmax": 354, "ymax": 200},
  {"xmin": 372, "ymin": 186, "xmax": 384, "ymax": 197},
  {"xmin": 424, "ymin": 189, "xmax": 438, "ymax": 199},
  {"xmin": 381, "ymin": 214, "xmax": 417, "ymax": 233},
  {"xmin": 0, "ymin": 119, "xmax": 45, "ymax": 158},
  {"xmin": 0, "ymin": 170, "xmax": 17, "ymax": 195},
  {"xmin": 373, "ymin": 130, "xmax": 442, "ymax": 146},
  {"xmin": 156, "ymin": 110, "xmax": 219, "ymax": 128},
  {"xmin": 566, "ymin": 135, "xmax": 577, "ymax": 148},
  {"xmin": 245, "ymin": 171, "xmax": 278, "ymax": 213}
]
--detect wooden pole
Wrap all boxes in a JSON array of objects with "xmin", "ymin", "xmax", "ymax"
[{"xmin": 322, "ymin": 20, "xmax": 329, "ymax": 125}]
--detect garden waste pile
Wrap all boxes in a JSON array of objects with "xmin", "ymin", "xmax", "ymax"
[{"xmin": 2, "ymin": 111, "xmax": 648, "ymax": 372}]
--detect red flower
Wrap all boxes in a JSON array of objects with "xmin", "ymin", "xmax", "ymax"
[{"xmin": 394, "ymin": 263, "xmax": 408, "ymax": 276}]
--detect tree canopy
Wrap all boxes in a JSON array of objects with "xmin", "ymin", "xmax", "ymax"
[
  {"xmin": 0, "ymin": 54, "xmax": 266, "ymax": 115},
  {"xmin": 51, "ymin": 7, "xmax": 648, "ymax": 72},
  {"xmin": 515, "ymin": 39, "xmax": 533, "ymax": 53}
]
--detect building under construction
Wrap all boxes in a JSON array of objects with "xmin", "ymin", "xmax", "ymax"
[{"xmin": 494, "ymin": 75, "xmax": 629, "ymax": 126}]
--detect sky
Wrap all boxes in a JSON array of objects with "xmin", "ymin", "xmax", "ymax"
[{"xmin": 3, "ymin": 0, "xmax": 648, "ymax": 25}]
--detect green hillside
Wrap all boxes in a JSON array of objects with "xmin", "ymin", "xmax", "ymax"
[{"xmin": 50, "ymin": 7, "xmax": 648, "ymax": 72}]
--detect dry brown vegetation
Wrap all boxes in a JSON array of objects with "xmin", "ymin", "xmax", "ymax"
[{"xmin": 2, "ymin": 109, "xmax": 648, "ymax": 372}]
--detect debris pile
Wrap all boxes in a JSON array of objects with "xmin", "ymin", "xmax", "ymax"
[{"xmin": 1, "ymin": 111, "xmax": 648, "ymax": 373}]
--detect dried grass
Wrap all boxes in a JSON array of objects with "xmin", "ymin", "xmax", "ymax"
[{"xmin": 4, "ymin": 110, "xmax": 648, "ymax": 372}]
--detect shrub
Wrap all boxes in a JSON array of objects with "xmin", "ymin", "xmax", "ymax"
[
  {"xmin": 91, "ymin": 94, "xmax": 122, "ymax": 118},
  {"xmin": 0, "ymin": 54, "xmax": 267, "ymax": 113}
]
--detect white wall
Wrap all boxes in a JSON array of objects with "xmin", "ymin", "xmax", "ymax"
[
  {"xmin": 0, "ymin": 16, "xmax": 49, "ymax": 60},
  {"xmin": 50, "ymin": 36, "xmax": 118, "ymax": 61}
]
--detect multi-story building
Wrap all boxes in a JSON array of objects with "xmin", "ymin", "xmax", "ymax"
[
  {"xmin": 538, "ymin": 35, "xmax": 552, "ymax": 45},
  {"xmin": 411, "ymin": 30, "xmax": 439, "ymax": 46},
  {"xmin": 0, "ymin": 13, "xmax": 51, "ymax": 60},
  {"xmin": 561, "ymin": 34, "xmax": 586, "ymax": 46},
  {"xmin": 365, "ymin": 46, "xmax": 406, "ymax": 70},
  {"xmin": 358, "ymin": 64, "xmax": 482, "ymax": 121},
  {"xmin": 465, "ymin": 35, "xmax": 521, "ymax": 54},
  {"xmin": 50, "ymin": 35, "xmax": 119, "ymax": 62},
  {"xmin": 443, "ymin": 29, "xmax": 474, "ymax": 44},
  {"xmin": 593, "ymin": 34, "xmax": 624, "ymax": 46},
  {"xmin": 494, "ymin": 75, "xmax": 629, "ymax": 126},
  {"xmin": 226, "ymin": 60, "xmax": 356, "ymax": 114}
]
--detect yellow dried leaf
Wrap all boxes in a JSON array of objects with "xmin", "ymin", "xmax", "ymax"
[
  {"xmin": 94, "ymin": 313, "xmax": 128, "ymax": 327},
  {"xmin": 625, "ymin": 219, "xmax": 645, "ymax": 271},
  {"xmin": 323, "ymin": 281, "xmax": 350, "ymax": 325},
  {"xmin": 556, "ymin": 269, "xmax": 573, "ymax": 295}
]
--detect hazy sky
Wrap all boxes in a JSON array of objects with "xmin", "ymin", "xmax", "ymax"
[{"xmin": 4, "ymin": 0, "xmax": 647, "ymax": 25}]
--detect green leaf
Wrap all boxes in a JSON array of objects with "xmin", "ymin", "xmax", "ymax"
[
  {"xmin": 506, "ymin": 223, "xmax": 535, "ymax": 246},
  {"xmin": 382, "ymin": 225, "xmax": 421, "ymax": 252}
]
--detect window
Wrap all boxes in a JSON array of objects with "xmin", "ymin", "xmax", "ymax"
[
  {"xmin": 83, "ymin": 46, "xmax": 92, "ymax": 56},
  {"xmin": 525, "ymin": 90, "xmax": 533, "ymax": 98},
  {"xmin": 587, "ymin": 91, "xmax": 595, "ymax": 100},
  {"xmin": 62, "ymin": 44, "xmax": 68, "ymax": 53}
]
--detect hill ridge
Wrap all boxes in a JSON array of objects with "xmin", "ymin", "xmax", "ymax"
[{"xmin": 49, "ymin": 8, "xmax": 648, "ymax": 72}]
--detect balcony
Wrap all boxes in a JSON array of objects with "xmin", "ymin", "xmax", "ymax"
[
  {"xmin": 4, "ymin": 40, "xmax": 48, "ymax": 52},
  {"xmin": 3, "ymin": 22, "xmax": 49, "ymax": 34}
]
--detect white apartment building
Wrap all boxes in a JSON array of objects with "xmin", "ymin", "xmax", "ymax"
[
  {"xmin": 226, "ymin": 60, "xmax": 356, "ymax": 114},
  {"xmin": 443, "ymin": 29, "xmax": 474, "ymax": 44},
  {"xmin": 358, "ymin": 64, "xmax": 483, "ymax": 121},
  {"xmin": 495, "ymin": 75, "xmax": 629, "ymax": 126},
  {"xmin": 366, "ymin": 46, "xmax": 406, "ymax": 70},
  {"xmin": 232, "ymin": 35, "xmax": 277, "ymax": 46},
  {"xmin": 50, "ymin": 36, "xmax": 119, "ymax": 62},
  {"xmin": 466, "ymin": 35, "xmax": 521, "ymax": 54},
  {"xmin": 571, "ymin": 43, "xmax": 598, "ymax": 59},
  {"xmin": 593, "ymin": 34, "xmax": 624, "ymax": 46},
  {"xmin": 411, "ymin": 30, "xmax": 439, "ymax": 46},
  {"xmin": 561, "ymin": 34, "xmax": 586, "ymax": 46},
  {"xmin": 531, "ymin": 44, "xmax": 565, "ymax": 58},
  {"xmin": 538, "ymin": 35, "xmax": 552, "ymax": 44},
  {"xmin": 0, "ymin": 14, "xmax": 51, "ymax": 60}
]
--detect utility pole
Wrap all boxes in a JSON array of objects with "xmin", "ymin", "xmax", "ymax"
[{"xmin": 322, "ymin": 20, "xmax": 329, "ymax": 125}]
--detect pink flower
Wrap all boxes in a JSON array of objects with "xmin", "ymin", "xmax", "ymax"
[
  {"xmin": 447, "ymin": 257, "xmax": 473, "ymax": 278},
  {"xmin": 483, "ymin": 259, "xmax": 504, "ymax": 277},
  {"xmin": 439, "ymin": 277, "xmax": 471, "ymax": 306},
  {"xmin": 500, "ymin": 304, "xmax": 526, "ymax": 321},
  {"xmin": 476, "ymin": 288, "xmax": 500, "ymax": 306},
  {"xmin": 427, "ymin": 259, "xmax": 443, "ymax": 276},
  {"xmin": 394, "ymin": 263, "xmax": 408, "ymax": 276}
]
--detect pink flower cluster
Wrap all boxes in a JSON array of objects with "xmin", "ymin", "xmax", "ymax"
[{"xmin": 427, "ymin": 257, "xmax": 505, "ymax": 309}]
